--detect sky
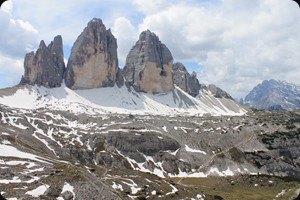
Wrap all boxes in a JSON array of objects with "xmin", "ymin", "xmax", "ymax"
[{"xmin": 0, "ymin": 0, "xmax": 300, "ymax": 99}]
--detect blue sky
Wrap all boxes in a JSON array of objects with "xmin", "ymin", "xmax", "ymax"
[{"xmin": 0, "ymin": 0, "xmax": 300, "ymax": 98}]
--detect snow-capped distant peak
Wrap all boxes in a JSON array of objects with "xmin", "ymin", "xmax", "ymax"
[{"xmin": 244, "ymin": 79, "xmax": 300, "ymax": 110}]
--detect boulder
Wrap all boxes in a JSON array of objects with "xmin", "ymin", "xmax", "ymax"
[
  {"xmin": 172, "ymin": 62, "xmax": 200, "ymax": 97},
  {"xmin": 65, "ymin": 18, "xmax": 123, "ymax": 89},
  {"xmin": 44, "ymin": 186, "xmax": 60, "ymax": 197},
  {"xmin": 61, "ymin": 191, "xmax": 74, "ymax": 200},
  {"xmin": 123, "ymin": 30, "xmax": 173, "ymax": 93},
  {"xmin": 20, "ymin": 35, "xmax": 65, "ymax": 87}
]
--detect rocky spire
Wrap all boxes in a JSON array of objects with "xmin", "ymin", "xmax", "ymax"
[
  {"xmin": 20, "ymin": 35, "xmax": 65, "ymax": 87},
  {"xmin": 123, "ymin": 30, "xmax": 173, "ymax": 93},
  {"xmin": 65, "ymin": 18, "xmax": 123, "ymax": 89},
  {"xmin": 172, "ymin": 62, "xmax": 200, "ymax": 97}
]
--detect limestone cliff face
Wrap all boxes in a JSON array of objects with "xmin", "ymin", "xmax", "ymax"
[
  {"xmin": 20, "ymin": 35, "xmax": 65, "ymax": 87},
  {"xmin": 65, "ymin": 18, "xmax": 123, "ymax": 89},
  {"xmin": 123, "ymin": 30, "xmax": 173, "ymax": 93},
  {"xmin": 172, "ymin": 62, "xmax": 200, "ymax": 97}
]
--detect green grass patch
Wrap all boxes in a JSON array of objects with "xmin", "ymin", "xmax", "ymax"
[{"xmin": 171, "ymin": 175, "xmax": 300, "ymax": 200}]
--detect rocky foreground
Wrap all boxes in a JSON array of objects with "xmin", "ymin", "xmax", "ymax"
[{"xmin": 0, "ymin": 104, "xmax": 300, "ymax": 199}]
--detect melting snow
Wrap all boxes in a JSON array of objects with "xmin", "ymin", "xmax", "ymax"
[
  {"xmin": 25, "ymin": 184, "xmax": 49, "ymax": 197},
  {"xmin": 0, "ymin": 176, "xmax": 21, "ymax": 184},
  {"xmin": 162, "ymin": 126, "xmax": 167, "ymax": 132},
  {"xmin": 207, "ymin": 167, "xmax": 235, "ymax": 176},
  {"xmin": 112, "ymin": 182, "xmax": 123, "ymax": 191},
  {"xmin": 171, "ymin": 170, "xmax": 207, "ymax": 178},
  {"xmin": 166, "ymin": 183, "xmax": 178, "ymax": 195},
  {"xmin": 0, "ymin": 87, "xmax": 37, "ymax": 109},
  {"xmin": 275, "ymin": 190, "xmax": 286, "ymax": 198},
  {"xmin": 121, "ymin": 179, "xmax": 141, "ymax": 195},
  {"xmin": 57, "ymin": 182, "xmax": 76, "ymax": 200},
  {"xmin": 185, "ymin": 145, "xmax": 207, "ymax": 155},
  {"xmin": 0, "ymin": 144, "xmax": 50, "ymax": 164},
  {"xmin": 1, "ymin": 140, "xmax": 11, "ymax": 145}
]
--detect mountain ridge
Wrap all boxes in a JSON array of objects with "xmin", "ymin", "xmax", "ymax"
[
  {"xmin": 244, "ymin": 79, "xmax": 300, "ymax": 110},
  {"xmin": 13, "ymin": 17, "xmax": 244, "ymax": 116}
]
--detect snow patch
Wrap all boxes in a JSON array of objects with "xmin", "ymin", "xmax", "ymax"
[
  {"xmin": 162, "ymin": 126, "xmax": 167, "ymax": 132},
  {"xmin": 166, "ymin": 183, "xmax": 178, "ymax": 195},
  {"xmin": 121, "ymin": 179, "xmax": 141, "ymax": 195},
  {"xmin": 57, "ymin": 182, "xmax": 75, "ymax": 200},
  {"xmin": 275, "ymin": 190, "xmax": 286, "ymax": 198},
  {"xmin": 0, "ymin": 85, "xmax": 246, "ymax": 116},
  {"xmin": 112, "ymin": 182, "xmax": 123, "ymax": 191},
  {"xmin": 0, "ymin": 144, "xmax": 50, "ymax": 164},
  {"xmin": 185, "ymin": 145, "xmax": 207, "ymax": 155},
  {"xmin": 26, "ymin": 184, "xmax": 49, "ymax": 197}
]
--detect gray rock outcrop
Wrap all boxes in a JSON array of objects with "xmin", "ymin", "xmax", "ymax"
[
  {"xmin": 20, "ymin": 35, "xmax": 65, "ymax": 87},
  {"xmin": 65, "ymin": 18, "xmax": 123, "ymax": 89},
  {"xmin": 172, "ymin": 62, "xmax": 200, "ymax": 97},
  {"xmin": 123, "ymin": 30, "xmax": 173, "ymax": 93},
  {"xmin": 200, "ymin": 84, "xmax": 233, "ymax": 99}
]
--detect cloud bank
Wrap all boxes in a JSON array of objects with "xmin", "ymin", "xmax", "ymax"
[{"xmin": 0, "ymin": 0, "xmax": 300, "ymax": 98}]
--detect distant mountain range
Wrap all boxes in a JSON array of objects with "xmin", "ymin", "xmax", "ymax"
[{"xmin": 243, "ymin": 79, "xmax": 300, "ymax": 110}]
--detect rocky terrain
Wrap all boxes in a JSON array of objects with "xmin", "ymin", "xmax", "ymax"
[
  {"xmin": 0, "ymin": 103, "xmax": 299, "ymax": 199},
  {"xmin": 244, "ymin": 79, "xmax": 300, "ymax": 110}
]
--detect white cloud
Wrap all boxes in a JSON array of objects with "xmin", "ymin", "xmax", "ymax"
[
  {"xmin": 0, "ymin": 1, "xmax": 39, "ymax": 88},
  {"xmin": 1, "ymin": 0, "xmax": 13, "ymax": 15},
  {"xmin": 137, "ymin": 0, "xmax": 300, "ymax": 98},
  {"xmin": 1, "ymin": 0, "xmax": 300, "ymax": 99},
  {"xmin": 112, "ymin": 17, "xmax": 138, "ymax": 66},
  {"xmin": 0, "ymin": 4, "xmax": 38, "ymax": 57},
  {"xmin": 0, "ymin": 54, "xmax": 23, "ymax": 88},
  {"xmin": 11, "ymin": 0, "xmax": 139, "ymax": 46},
  {"xmin": 131, "ymin": 0, "xmax": 171, "ymax": 15}
]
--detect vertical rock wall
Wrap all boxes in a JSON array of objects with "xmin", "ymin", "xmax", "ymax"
[{"xmin": 123, "ymin": 30, "xmax": 174, "ymax": 93}]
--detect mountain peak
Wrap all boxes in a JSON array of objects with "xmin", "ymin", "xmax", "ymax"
[
  {"xmin": 65, "ymin": 18, "xmax": 122, "ymax": 89},
  {"xmin": 20, "ymin": 35, "xmax": 65, "ymax": 88},
  {"xmin": 39, "ymin": 40, "xmax": 46, "ymax": 49},
  {"xmin": 123, "ymin": 29, "xmax": 174, "ymax": 93},
  {"xmin": 244, "ymin": 79, "xmax": 300, "ymax": 110}
]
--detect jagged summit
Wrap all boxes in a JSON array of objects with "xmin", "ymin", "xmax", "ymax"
[
  {"xmin": 244, "ymin": 79, "xmax": 300, "ymax": 110},
  {"xmin": 65, "ymin": 18, "xmax": 123, "ymax": 89},
  {"xmin": 123, "ymin": 30, "xmax": 174, "ymax": 93},
  {"xmin": 20, "ymin": 35, "xmax": 65, "ymax": 88},
  {"xmin": 172, "ymin": 62, "xmax": 200, "ymax": 97}
]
